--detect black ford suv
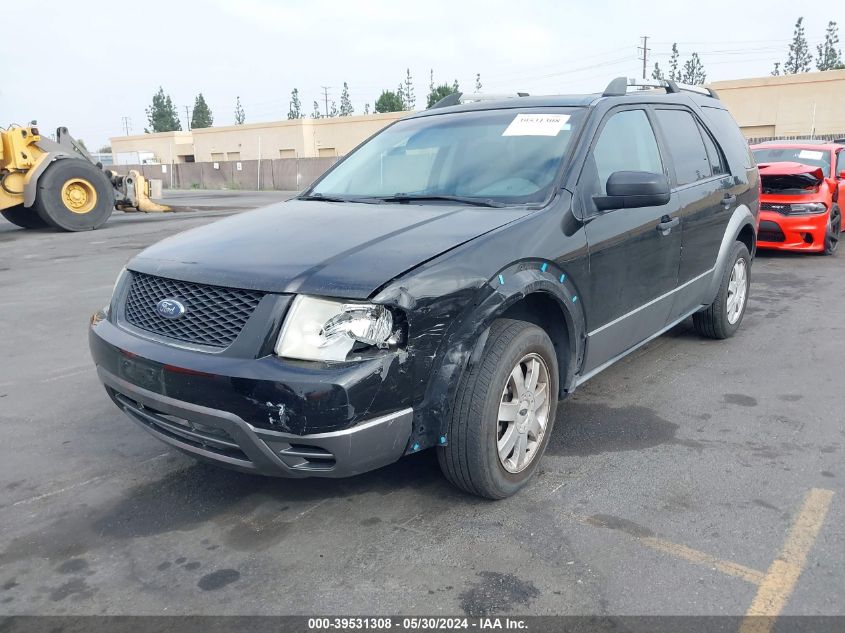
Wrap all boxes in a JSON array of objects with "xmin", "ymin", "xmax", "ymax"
[{"xmin": 89, "ymin": 78, "xmax": 758, "ymax": 499}]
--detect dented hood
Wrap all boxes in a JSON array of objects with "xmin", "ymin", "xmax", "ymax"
[
  {"xmin": 758, "ymin": 162, "xmax": 825, "ymax": 190},
  {"xmin": 129, "ymin": 199, "xmax": 532, "ymax": 298}
]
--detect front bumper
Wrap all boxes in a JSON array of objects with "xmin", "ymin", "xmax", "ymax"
[
  {"xmin": 757, "ymin": 210, "xmax": 828, "ymax": 252},
  {"xmin": 89, "ymin": 317, "xmax": 416, "ymax": 478},
  {"xmin": 99, "ymin": 366, "xmax": 413, "ymax": 478}
]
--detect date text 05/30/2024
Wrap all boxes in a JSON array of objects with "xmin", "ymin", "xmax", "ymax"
[{"xmin": 307, "ymin": 617, "xmax": 528, "ymax": 630}]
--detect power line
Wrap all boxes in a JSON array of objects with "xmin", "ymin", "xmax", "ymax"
[{"xmin": 184, "ymin": 105, "xmax": 192, "ymax": 131}]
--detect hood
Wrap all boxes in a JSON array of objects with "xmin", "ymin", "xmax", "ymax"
[
  {"xmin": 129, "ymin": 199, "xmax": 532, "ymax": 298},
  {"xmin": 758, "ymin": 162, "xmax": 825, "ymax": 193}
]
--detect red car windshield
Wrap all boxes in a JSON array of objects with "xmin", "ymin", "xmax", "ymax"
[{"xmin": 752, "ymin": 147, "xmax": 832, "ymax": 176}]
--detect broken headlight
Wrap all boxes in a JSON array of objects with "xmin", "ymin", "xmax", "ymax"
[{"xmin": 275, "ymin": 295, "xmax": 396, "ymax": 361}]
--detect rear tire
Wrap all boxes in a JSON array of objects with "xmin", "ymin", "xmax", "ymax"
[
  {"xmin": 33, "ymin": 159, "xmax": 113, "ymax": 231},
  {"xmin": 1, "ymin": 204, "xmax": 49, "ymax": 229},
  {"xmin": 437, "ymin": 319, "xmax": 559, "ymax": 499},
  {"xmin": 823, "ymin": 205, "xmax": 840, "ymax": 256},
  {"xmin": 693, "ymin": 241, "xmax": 751, "ymax": 339}
]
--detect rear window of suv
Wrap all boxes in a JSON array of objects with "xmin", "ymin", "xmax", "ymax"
[{"xmin": 701, "ymin": 105, "xmax": 753, "ymax": 170}]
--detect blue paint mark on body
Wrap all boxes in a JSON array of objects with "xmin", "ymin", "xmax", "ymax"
[{"xmin": 540, "ymin": 262, "xmax": 548, "ymax": 273}]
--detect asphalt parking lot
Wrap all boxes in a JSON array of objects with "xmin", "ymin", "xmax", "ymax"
[{"xmin": 0, "ymin": 190, "xmax": 842, "ymax": 620}]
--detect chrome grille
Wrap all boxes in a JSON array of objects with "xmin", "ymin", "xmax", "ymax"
[{"xmin": 124, "ymin": 272, "xmax": 264, "ymax": 348}]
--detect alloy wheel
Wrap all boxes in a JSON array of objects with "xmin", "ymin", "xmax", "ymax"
[
  {"xmin": 497, "ymin": 353, "xmax": 551, "ymax": 473},
  {"xmin": 726, "ymin": 258, "xmax": 748, "ymax": 325}
]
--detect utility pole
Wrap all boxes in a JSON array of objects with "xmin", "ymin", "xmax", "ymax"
[
  {"xmin": 321, "ymin": 86, "xmax": 331, "ymax": 118},
  {"xmin": 638, "ymin": 35, "xmax": 651, "ymax": 80},
  {"xmin": 121, "ymin": 116, "xmax": 132, "ymax": 135},
  {"xmin": 184, "ymin": 105, "xmax": 192, "ymax": 131}
]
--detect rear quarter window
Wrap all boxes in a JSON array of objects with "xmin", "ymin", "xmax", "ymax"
[{"xmin": 700, "ymin": 106, "xmax": 753, "ymax": 170}]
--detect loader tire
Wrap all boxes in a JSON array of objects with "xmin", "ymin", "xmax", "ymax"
[
  {"xmin": 1, "ymin": 204, "xmax": 49, "ymax": 229},
  {"xmin": 34, "ymin": 159, "xmax": 113, "ymax": 231}
]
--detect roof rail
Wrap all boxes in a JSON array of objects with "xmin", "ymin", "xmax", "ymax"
[
  {"xmin": 429, "ymin": 91, "xmax": 530, "ymax": 109},
  {"xmin": 602, "ymin": 77, "xmax": 719, "ymax": 100}
]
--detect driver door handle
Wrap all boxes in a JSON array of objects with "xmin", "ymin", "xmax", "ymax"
[
  {"xmin": 656, "ymin": 215, "xmax": 679, "ymax": 233},
  {"xmin": 722, "ymin": 193, "xmax": 737, "ymax": 207}
]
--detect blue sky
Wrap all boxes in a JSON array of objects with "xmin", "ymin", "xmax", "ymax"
[{"xmin": 1, "ymin": 0, "xmax": 834, "ymax": 148}]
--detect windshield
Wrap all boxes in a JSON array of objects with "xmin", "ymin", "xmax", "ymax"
[
  {"xmin": 308, "ymin": 107, "xmax": 586, "ymax": 205},
  {"xmin": 752, "ymin": 147, "xmax": 832, "ymax": 175}
]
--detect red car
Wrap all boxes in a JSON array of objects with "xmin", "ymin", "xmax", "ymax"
[{"xmin": 751, "ymin": 141, "xmax": 844, "ymax": 255}]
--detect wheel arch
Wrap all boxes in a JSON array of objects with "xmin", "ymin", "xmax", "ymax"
[
  {"xmin": 412, "ymin": 262, "xmax": 586, "ymax": 452},
  {"xmin": 704, "ymin": 204, "xmax": 756, "ymax": 304}
]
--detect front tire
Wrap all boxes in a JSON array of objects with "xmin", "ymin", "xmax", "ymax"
[
  {"xmin": 438, "ymin": 319, "xmax": 559, "ymax": 499},
  {"xmin": 693, "ymin": 241, "xmax": 751, "ymax": 339},
  {"xmin": 1, "ymin": 204, "xmax": 49, "ymax": 229},
  {"xmin": 823, "ymin": 205, "xmax": 840, "ymax": 256},
  {"xmin": 33, "ymin": 159, "xmax": 113, "ymax": 231}
]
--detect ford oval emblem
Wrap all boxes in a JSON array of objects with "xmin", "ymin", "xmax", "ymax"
[{"xmin": 156, "ymin": 298, "xmax": 187, "ymax": 319}]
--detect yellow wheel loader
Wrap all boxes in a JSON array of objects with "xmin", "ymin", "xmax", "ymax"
[{"xmin": 0, "ymin": 124, "xmax": 170, "ymax": 231}]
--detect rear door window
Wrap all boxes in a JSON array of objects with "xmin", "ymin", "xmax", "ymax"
[{"xmin": 654, "ymin": 109, "xmax": 711, "ymax": 185}]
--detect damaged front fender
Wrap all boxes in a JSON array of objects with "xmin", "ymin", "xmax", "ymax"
[{"xmin": 377, "ymin": 258, "xmax": 587, "ymax": 455}]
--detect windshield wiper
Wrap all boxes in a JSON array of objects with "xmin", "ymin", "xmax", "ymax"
[
  {"xmin": 376, "ymin": 194, "xmax": 506, "ymax": 208},
  {"xmin": 298, "ymin": 193, "xmax": 379, "ymax": 204}
]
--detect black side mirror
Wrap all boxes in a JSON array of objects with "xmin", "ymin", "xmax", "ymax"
[{"xmin": 593, "ymin": 171, "xmax": 671, "ymax": 211}]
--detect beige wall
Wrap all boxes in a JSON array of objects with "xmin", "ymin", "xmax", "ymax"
[
  {"xmin": 111, "ymin": 112, "xmax": 408, "ymax": 164},
  {"xmin": 709, "ymin": 70, "xmax": 845, "ymax": 139},
  {"xmin": 110, "ymin": 131, "xmax": 193, "ymax": 164}
]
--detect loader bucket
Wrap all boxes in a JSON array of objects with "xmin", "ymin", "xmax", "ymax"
[{"xmin": 111, "ymin": 169, "xmax": 171, "ymax": 213}]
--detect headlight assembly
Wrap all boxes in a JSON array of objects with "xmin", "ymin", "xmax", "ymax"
[
  {"xmin": 789, "ymin": 202, "xmax": 827, "ymax": 215},
  {"xmin": 275, "ymin": 295, "xmax": 396, "ymax": 361}
]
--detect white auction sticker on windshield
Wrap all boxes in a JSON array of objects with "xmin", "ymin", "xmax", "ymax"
[
  {"xmin": 502, "ymin": 113, "xmax": 571, "ymax": 136},
  {"xmin": 798, "ymin": 150, "xmax": 824, "ymax": 160}
]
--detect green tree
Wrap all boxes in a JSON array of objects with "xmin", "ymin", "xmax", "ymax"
[
  {"xmin": 681, "ymin": 53, "xmax": 706, "ymax": 84},
  {"xmin": 97, "ymin": 144, "xmax": 111, "ymax": 153},
  {"xmin": 288, "ymin": 89, "xmax": 302, "ymax": 119},
  {"xmin": 402, "ymin": 68, "xmax": 415, "ymax": 109},
  {"xmin": 816, "ymin": 21, "xmax": 843, "ymax": 70},
  {"xmin": 145, "ymin": 87, "xmax": 181, "ymax": 133},
  {"xmin": 452, "ymin": 79, "xmax": 460, "ymax": 93},
  {"xmin": 651, "ymin": 62, "xmax": 664, "ymax": 80},
  {"xmin": 374, "ymin": 90, "xmax": 404, "ymax": 113},
  {"xmin": 329, "ymin": 101, "xmax": 338, "ymax": 117},
  {"xmin": 475, "ymin": 73, "xmax": 482, "ymax": 91},
  {"xmin": 311, "ymin": 101, "xmax": 322, "ymax": 119},
  {"xmin": 191, "ymin": 93, "xmax": 213, "ymax": 129},
  {"xmin": 427, "ymin": 83, "xmax": 457, "ymax": 107},
  {"xmin": 339, "ymin": 82, "xmax": 354, "ymax": 116},
  {"xmin": 668, "ymin": 43, "xmax": 680, "ymax": 81},
  {"xmin": 784, "ymin": 17, "xmax": 812, "ymax": 73},
  {"xmin": 364, "ymin": 103, "xmax": 370, "ymax": 114},
  {"xmin": 234, "ymin": 96, "xmax": 245, "ymax": 124}
]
